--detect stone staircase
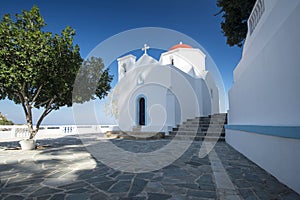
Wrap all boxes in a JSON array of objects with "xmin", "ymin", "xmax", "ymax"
[{"xmin": 166, "ymin": 113, "xmax": 227, "ymax": 141}]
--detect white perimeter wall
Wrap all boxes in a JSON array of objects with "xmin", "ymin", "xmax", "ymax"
[
  {"xmin": 226, "ymin": 130, "xmax": 300, "ymax": 194},
  {"xmin": 229, "ymin": 0, "xmax": 300, "ymax": 126},
  {"xmin": 227, "ymin": 0, "xmax": 300, "ymax": 194}
]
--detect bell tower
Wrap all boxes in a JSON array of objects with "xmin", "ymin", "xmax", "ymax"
[{"xmin": 117, "ymin": 55, "xmax": 136, "ymax": 81}]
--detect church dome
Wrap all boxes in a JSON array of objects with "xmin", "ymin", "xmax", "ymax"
[{"xmin": 169, "ymin": 42, "xmax": 192, "ymax": 51}]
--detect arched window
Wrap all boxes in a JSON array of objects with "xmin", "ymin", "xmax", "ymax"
[
  {"xmin": 138, "ymin": 97, "xmax": 146, "ymax": 125},
  {"xmin": 122, "ymin": 63, "xmax": 127, "ymax": 73}
]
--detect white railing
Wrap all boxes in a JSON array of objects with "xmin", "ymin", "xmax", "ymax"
[
  {"xmin": 0, "ymin": 125, "xmax": 119, "ymax": 140},
  {"xmin": 248, "ymin": 0, "xmax": 265, "ymax": 35},
  {"xmin": 13, "ymin": 126, "xmax": 30, "ymax": 138}
]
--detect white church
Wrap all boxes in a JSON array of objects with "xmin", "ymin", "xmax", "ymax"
[{"xmin": 113, "ymin": 43, "xmax": 220, "ymax": 133}]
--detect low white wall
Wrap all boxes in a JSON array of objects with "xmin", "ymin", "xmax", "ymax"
[
  {"xmin": 226, "ymin": 129, "xmax": 300, "ymax": 194},
  {"xmin": 0, "ymin": 125, "xmax": 119, "ymax": 141}
]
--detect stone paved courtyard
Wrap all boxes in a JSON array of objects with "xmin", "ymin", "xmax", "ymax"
[{"xmin": 0, "ymin": 134, "xmax": 299, "ymax": 200}]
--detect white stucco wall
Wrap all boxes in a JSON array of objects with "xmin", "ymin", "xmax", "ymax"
[
  {"xmin": 116, "ymin": 46, "xmax": 221, "ymax": 132},
  {"xmin": 229, "ymin": 0, "xmax": 300, "ymax": 125},
  {"xmin": 226, "ymin": 130, "xmax": 300, "ymax": 194},
  {"xmin": 226, "ymin": 0, "xmax": 300, "ymax": 194},
  {"xmin": 203, "ymin": 71, "xmax": 219, "ymax": 114},
  {"xmin": 160, "ymin": 48, "xmax": 206, "ymax": 78},
  {"xmin": 117, "ymin": 55, "xmax": 136, "ymax": 81},
  {"xmin": 116, "ymin": 63, "xmax": 206, "ymax": 133}
]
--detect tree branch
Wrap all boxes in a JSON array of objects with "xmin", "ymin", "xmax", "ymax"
[
  {"xmin": 34, "ymin": 99, "xmax": 51, "ymax": 108},
  {"xmin": 35, "ymin": 96, "xmax": 55, "ymax": 132},
  {"xmin": 31, "ymin": 83, "xmax": 43, "ymax": 105},
  {"xmin": 15, "ymin": 92, "xmax": 28, "ymax": 117}
]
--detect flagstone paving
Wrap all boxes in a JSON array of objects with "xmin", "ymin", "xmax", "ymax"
[{"xmin": 0, "ymin": 134, "xmax": 299, "ymax": 200}]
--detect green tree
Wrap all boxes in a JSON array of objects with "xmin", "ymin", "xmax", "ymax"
[
  {"xmin": 216, "ymin": 0, "xmax": 256, "ymax": 47},
  {"xmin": 0, "ymin": 113, "xmax": 14, "ymax": 125},
  {"xmin": 73, "ymin": 56, "xmax": 113, "ymax": 103},
  {"xmin": 0, "ymin": 6, "xmax": 112, "ymax": 139}
]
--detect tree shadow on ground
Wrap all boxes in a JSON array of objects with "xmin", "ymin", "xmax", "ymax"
[{"xmin": 0, "ymin": 135, "xmax": 299, "ymax": 200}]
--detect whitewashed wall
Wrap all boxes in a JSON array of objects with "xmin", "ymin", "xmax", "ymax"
[
  {"xmin": 229, "ymin": 0, "xmax": 300, "ymax": 125},
  {"xmin": 226, "ymin": 0, "xmax": 300, "ymax": 194},
  {"xmin": 116, "ymin": 63, "xmax": 206, "ymax": 133},
  {"xmin": 226, "ymin": 129, "xmax": 300, "ymax": 194}
]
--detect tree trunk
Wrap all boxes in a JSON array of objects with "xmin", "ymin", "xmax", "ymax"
[
  {"xmin": 26, "ymin": 110, "xmax": 37, "ymax": 139},
  {"xmin": 28, "ymin": 98, "xmax": 55, "ymax": 139},
  {"xmin": 18, "ymin": 86, "xmax": 55, "ymax": 140}
]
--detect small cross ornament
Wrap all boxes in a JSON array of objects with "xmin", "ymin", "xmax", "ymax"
[{"xmin": 142, "ymin": 44, "xmax": 150, "ymax": 55}]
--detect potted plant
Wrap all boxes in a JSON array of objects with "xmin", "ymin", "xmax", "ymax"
[{"xmin": 19, "ymin": 139, "xmax": 36, "ymax": 150}]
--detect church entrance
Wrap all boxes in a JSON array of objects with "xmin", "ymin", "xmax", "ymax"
[{"xmin": 138, "ymin": 97, "xmax": 146, "ymax": 125}]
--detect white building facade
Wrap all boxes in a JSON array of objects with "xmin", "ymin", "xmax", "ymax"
[
  {"xmin": 226, "ymin": 0, "xmax": 300, "ymax": 194},
  {"xmin": 114, "ymin": 43, "xmax": 220, "ymax": 133}
]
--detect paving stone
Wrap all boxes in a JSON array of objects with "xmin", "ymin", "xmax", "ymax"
[
  {"xmin": 3, "ymin": 195, "xmax": 25, "ymax": 200},
  {"xmin": 1, "ymin": 135, "xmax": 300, "ymax": 199},
  {"xmin": 162, "ymin": 184, "xmax": 187, "ymax": 196},
  {"xmin": 232, "ymin": 179, "xmax": 252, "ymax": 188},
  {"xmin": 144, "ymin": 181, "xmax": 164, "ymax": 193},
  {"xmin": 0, "ymin": 165, "xmax": 14, "ymax": 171},
  {"xmin": 198, "ymin": 183, "xmax": 215, "ymax": 191},
  {"xmin": 49, "ymin": 194, "xmax": 66, "ymax": 200},
  {"xmin": 92, "ymin": 180, "xmax": 117, "ymax": 191},
  {"xmin": 47, "ymin": 170, "xmax": 72, "ymax": 178},
  {"xmin": 37, "ymin": 195, "xmax": 52, "ymax": 200},
  {"xmin": 6, "ymin": 178, "xmax": 43, "ymax": 188},
  {"xmin": 29, "ymin": 187, "xmax": 63, "ymax": 197},
  {"xmin": 42, "ymin": 178, "xmax": 74, "ymax": 187},
  {"xmin": 67, "ymin": 188, "xmax": 90, "ymax": 193},
  {"xmin": 66, "ymin": 193, "xmax": 89, "ymax": 200},
  {"xmin": 2, "ymin": 186, "xmax": 28, "ymax": 193},
  {"xmin": 253, "ymin": 189, "xmax": 277, "ymax": 200},
  {"xmin": 120, "ymin": 197, "xmax": 147, "ymax": 200},
  {"xmin": 135, "ymin": 172, "xmax": 155, "ymax": 180},
  {"xmin": 89, "ymin": 192, "xmax": 110, "ymax": 200},
  {"xmin": 0, "ymin": 194, "xmax": 8, "ymax": 199},
  {"xmin": 280, "ymin": 192, "xmax": 300, "ymax": 200},
  {"xmin": 21, "ymin": 186, "xmax": 42, "ymax": 194},
  {"xmin": 108, "ymin": 180, "xmax": 131, "ymax": 193},
  {"xmin": 148, "ymin": 193, "xmax": 172, "ymax": 200},
  {"xmin": 129, "ymin": 178, "xmax": 148, "ymax": 196},
  {"xmin": 238, "ymin": 189, "xmax": 259, "ymax": 200},
  {"xmin": 58, "ymin": 181, "xmax": 89, "ymax": 190},
  {"xmin": 187, "ymin": 189, "xmax": 217, "ymax": 198},
  {"xmin": 116, "ymin": 174, "xmax": 135, "ymax": 180},
  {"xmin": 88, "ymin": 176, "xmax": 113, "ymax": 184},
  {"xmin": 196, "ymin": 174, "xmax": 214, "ymax": 186},
  {"xmin": 175, "ymin": 183, "xmax": 199, "ymax": 190},
  {"xmin": 109, "ymin": 171, "xmax": 121, "ymax": 178},
  {"xmin": 168, "ymin": 195, "xmax": 187, "ymax": 200}
]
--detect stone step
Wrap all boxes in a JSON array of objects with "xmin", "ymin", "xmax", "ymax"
[
  {"xmin": 169, "ymin": 131, "xmax": 206, "ymax": 136},
  {"xmin": 177, "ymin": 126, "xmax": 225, "ymax": 131},
  {"xmin": 209, "ymin": 113, "xmax": 228, "ymax": 117},
  {"xmin": 170, "ymin": 129, "xmax": 225, "ymax": 135},
  {"xmin": 168, "ymin": 113, "xmax": 227, "ymax": 142},
  {"xmin": 105, "ymin": 131, "xmax": 165, "ymax": 140},
  {"xmin": 179, "ymin": 124, "xmax": 225, "ymax": 128},
  {"xmin": 183, "ymin": 120, "xmax": 226, "ymax": 125},
  {"xmin": 132, "ymin": 126, "xmax": 142, "ymax": 132},
  {"xmin": 169, "ymin": 131, "xmax": 225, "ymax": 137},
  {"xmin": 165, "ymin": 135, "xmax": 225, "ymax": 142}
]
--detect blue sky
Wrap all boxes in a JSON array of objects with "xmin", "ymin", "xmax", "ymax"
[{"xmin": 0, "ymin": 0, "xmax": 242, "ymax": 125}]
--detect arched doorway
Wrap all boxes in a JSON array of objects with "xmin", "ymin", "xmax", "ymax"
[{"xmin": 138, "ymin": 97, "xmax": 146, "ymax": 125}]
